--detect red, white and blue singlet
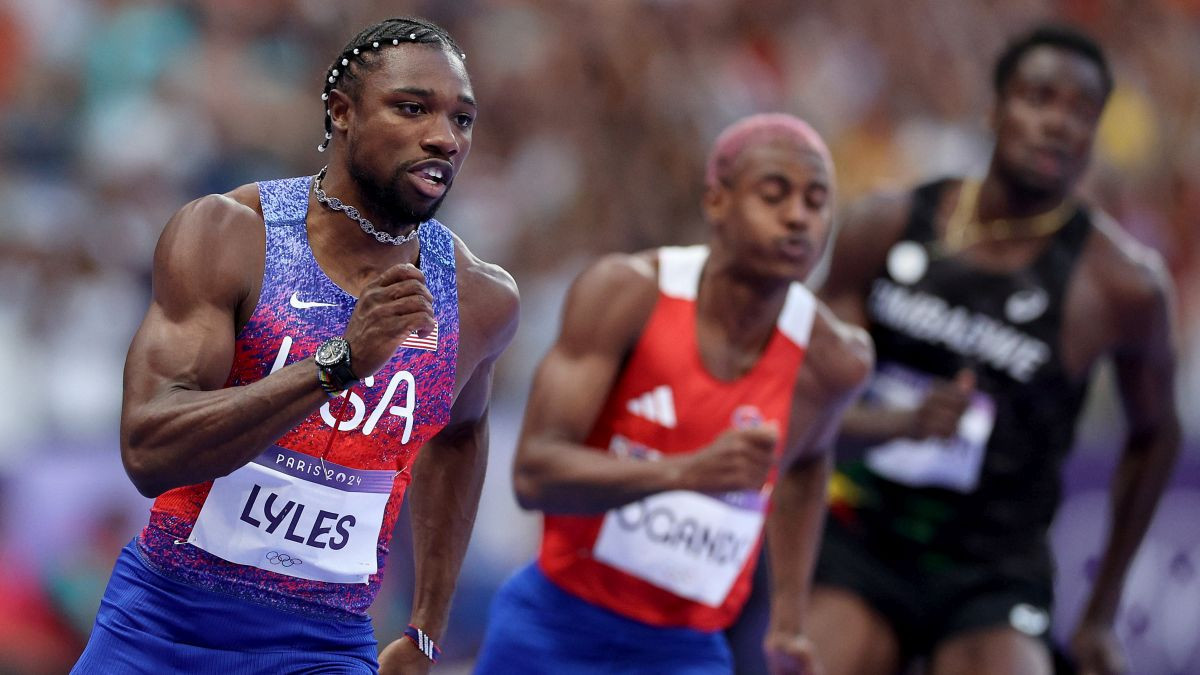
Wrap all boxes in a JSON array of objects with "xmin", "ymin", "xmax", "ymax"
[
  {"xmin": 136, "ymin": 175, "xmax": 459, "ymax": 620},
  {"xmin": 537, "ymin": 245, "xmax": 815, "ymax": 632}
]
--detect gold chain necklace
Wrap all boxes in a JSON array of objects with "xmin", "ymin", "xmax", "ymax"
[{"xmin": 943, "ymin": 180, "xmax": 1076, "ymax": 253}]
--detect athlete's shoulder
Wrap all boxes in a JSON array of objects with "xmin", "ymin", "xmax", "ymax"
[
  {"xmin": 837, "ymin": 186, "xmax": 915, "ymax": 245},
  {"xmin": 569, "ymin": 249, "xmax": 660, "ymax": 305},
  {"xmin": 137, "ymin": 186, "xmax": 268, "ymax": 323},
  {"xmin": 552, "ymin": 249, "xmax": 661, "ymax": 355},
  {"xmin": 822, "ymin": 187, "xmax": 917, "ymax": 300},
  {"xmin": 450, "ymin": 231, "xmax": 519, "ymax": 302},
  {"xmin": 805, "ymin": 297, "xmax": 875, "ymax": 397},
  {"xmin": 1081, "ymin": 206, "xmax": 1173, "ymax": 314},
  {"xmin": 449, "ymin": 232, "xmax": 520, "ymax": 357},
  {"xmin": 157, "ymin": 184, "xmax": 262, "ymax": 257},
  {"xmin": 171, "ymin": 185, "xmax": 263, "ymax": 233}
]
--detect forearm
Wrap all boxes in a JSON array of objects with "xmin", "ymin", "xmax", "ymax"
[
  {"xmin": 1082, "ymin": 423, "xmax": 1181, "ymax": 625},
  {"xmin": 838, "ymin": 403, "xmax": 910, "ymax": 444},
  {"xmin": 121, "ymin": 358, "xmax": 329, "ymax": 496},
  {"xmin": 406, "ymin": 423, "xmax": 489, "ymax": 640},
  {"xmin": 513, "ymin": 439, "xmax": 685, "ymax": 514},
  {"xmin": 766, "ymin": 453, "xmax": 831, "ymax": 634}
]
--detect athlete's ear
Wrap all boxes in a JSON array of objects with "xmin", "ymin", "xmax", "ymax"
[
  {"xmin": 328, "ymin": 89, "xmax": 354, "ymax": 134},
  {"xmin": 702, "ymin": 184, "xmax": 730, "ymax": 227}
]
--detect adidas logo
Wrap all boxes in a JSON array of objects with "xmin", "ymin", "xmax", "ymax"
[{"xmin": 626, "ymin": 385, "xmax": 676, "ymax": 428}]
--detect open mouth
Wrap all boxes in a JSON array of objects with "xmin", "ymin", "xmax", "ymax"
[
  {"xmin": 407, "ymin": 162, "xmax": 452, "ymax": 198},
  {"xmin": 417, "ymin": 166, "xmax": 447, "ymax": 186}
]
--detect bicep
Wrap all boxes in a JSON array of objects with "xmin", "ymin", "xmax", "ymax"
[
  {"xmin": 520, "ymin": 341, "xmax": 625, "ymax": 447},
  {"xmin": 122, "ymin": 196, "xmax": 255, "ymax": 412},
  {"xmin": 818, "ymin": 233, "xmax": 869, "ymax": 327},
  {"xmin": 780, "ymin": 323, "xmax": 873, "ymax": 468},
  {"xmin": 519, "ymin": 255, "xmax": 656, "ymax": 450},
  {"xmin": 1112, "ymin": 274, "xmax": 1179, "ymax": 435},
  {"xmin": 818, "ymin": 192, "xmax": 910, "ymax": 328},
  {"xmin": 779, "ymin": 392, "xmax": 848, "ymax": 471},
  {"xmin": 123, "ymin": 300, "xmax": 238, "ymax": 407}
]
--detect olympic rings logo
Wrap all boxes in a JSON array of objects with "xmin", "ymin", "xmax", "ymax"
[{"xmin": 265, "ymin": 551, "xmax": 303, "ymax": 567}]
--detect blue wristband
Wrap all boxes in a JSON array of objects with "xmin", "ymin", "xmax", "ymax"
[{"xmin": 404, "ymin": 624, "xmax": 441, "ymax": 664}]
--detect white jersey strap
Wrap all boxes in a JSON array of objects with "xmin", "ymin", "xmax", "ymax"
[
  {"xmin": 659, "ymin": 245, "xmax": 816, "ymax": 347},
  {"xmin": 777, "ymin": 283, "xmax": 817, "ymax": 348},
  {"xmin": 659, "ymin": 246, "xmax": 709, "ymax": 300}
]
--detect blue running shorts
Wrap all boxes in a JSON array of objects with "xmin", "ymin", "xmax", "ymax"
[
  {"xmin": 72, "ymin": 539, "xmax": 379, "ymax": 674},
  {"xmin": 475, "ymin": 563, "xmax": 731, "ymax": 674}
]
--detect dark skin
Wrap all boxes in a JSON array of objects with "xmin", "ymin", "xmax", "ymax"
[
  {"xmin": 812, "ymin": 45, "xmax": 1180, "ymax": 675},
  {"xmin": 513, "ymin": 139, "xmax": 873, "ymax": 675},
  {"xmin": 119, "ymin": 43, "xmax": 519, "ymax": 675}
]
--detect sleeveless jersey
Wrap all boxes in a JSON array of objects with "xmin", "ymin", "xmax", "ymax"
[
  {"xmin": 831, "ymin": 178, "xmax": 1093, "ymax": 571},
  {"xmin": 137, "ymin": 176, "xmax": 459, "ymax": 620},
  {"xmin": 538, "ymin": 245, "xmax": 817, "ymax": 631}
]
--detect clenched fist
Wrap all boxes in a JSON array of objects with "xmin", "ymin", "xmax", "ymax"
[
  {"xmin": 675, "ymin": 426, "xmax": 779, "ymax": 493},
  {"xmin": 344, "ymin": 263, "xmax": 437, "ymax": 378}
]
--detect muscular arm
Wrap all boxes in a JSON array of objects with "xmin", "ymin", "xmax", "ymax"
[
  {"xmin": 817, "ymin": 191, "xmax": 923, "ymax": 444},
  {"xmin": 375, "ymin": 264, "xmax": 519, "ymax": 674},
  {"xmin": 120, "ymin": 194, "xmax": 331, "ymax": 498},
  {"xmin": 513, "ymin": 253, "xmax": 776, "ymax": 514},
  {"xmin": 766, "ymin": 313, "xmax": 873, "ymax": 650},
  {"xmin": 511, "ymin": 254, "xmax": 683, "ymax": 513},
  {"xmin": 404, "ymin": 265, "xmax": 519, "ymax": 644},
  {"xmin": 1078, "ymin": 254, "xmax": 1181, "ymax": 633}
]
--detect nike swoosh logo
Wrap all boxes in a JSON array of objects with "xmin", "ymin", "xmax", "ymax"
[
  {"xmin": 1005, "ymin": 288, "xmax": 1048, "ymax": 324},
  {"xmin": 289, "ymin": 292, "xmax": 337, "ymax": 310}
]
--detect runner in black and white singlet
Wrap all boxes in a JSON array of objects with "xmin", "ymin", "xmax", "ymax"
[{"xmin": 807, "ymin": 25, "xmax": 1180, "ymax": 675}]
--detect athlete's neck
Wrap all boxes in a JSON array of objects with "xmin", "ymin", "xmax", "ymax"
[
  {"xmin": 697, "ymin": 253, "xmax": 789, "ymax": 355},
  {"xmin": 976, "ymin": 172, "xmax": 1071, "ymax": 224},
  {"xmin": 318, "ymin": 162, "xmax": 421, "ymax": 238},
  {"xmin": 308, "ymin": 166, "xmax": 420, "ymax": 294}
]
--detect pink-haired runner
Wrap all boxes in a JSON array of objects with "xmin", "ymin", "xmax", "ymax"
[{"xmin": 474, "ymin": 113, "xmax": 873, "ymax": 674}]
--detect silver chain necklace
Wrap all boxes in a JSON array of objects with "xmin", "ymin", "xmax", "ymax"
[{"xmin": 312, "ymin": 166, "xmax": 419, "ymax": 246}]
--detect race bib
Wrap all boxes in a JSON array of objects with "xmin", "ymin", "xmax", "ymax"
[
  {"xmin": 593, "ymin": 489, "xmax": 766, "ymax": 607},
  {"xmin": 188, "ymin": 446, "xmax": 395, "ymax": 584},
  {"xmin": 863, "ymin": 363, "xmax": 996, "ymax": 493}
]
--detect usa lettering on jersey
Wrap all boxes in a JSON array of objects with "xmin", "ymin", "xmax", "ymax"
[{"xmin": 270, "ymin": 336, "xmax": 418, "ymax": 443}]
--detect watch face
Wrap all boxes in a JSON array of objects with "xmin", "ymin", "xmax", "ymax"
[{"xmin": 316, "ymin": 338, "xmax": 347, "ymax": 366}]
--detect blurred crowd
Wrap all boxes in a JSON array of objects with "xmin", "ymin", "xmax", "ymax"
[{"xmin": 0, "ymin": 1, "xmax": 1196, "ymax": 672}]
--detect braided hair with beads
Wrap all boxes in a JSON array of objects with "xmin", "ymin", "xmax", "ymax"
[{"xmin": 318, "ymin": 17, "xmax": 466, "ymax": 152}]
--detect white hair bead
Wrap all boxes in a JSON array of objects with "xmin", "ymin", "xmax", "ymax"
[
  {"xmin": 392, "ymin": 39, "xmax": 399, "ymax": 45},
  {"xmin": 321, "ymin": 92, "xmax": 328, "ymax": 100},
  {"xmin": 409, "ymin": 33, "xmax": 416, "ymax": 39},
  {"xmin": 352, "ymin": 48, "xmax": 360, "ymax": 54},
  {"xmin": 341, "ymin": 58, "xmax": 349, "ymax": 66},
  {"xmin": 331, "ymin": 69, "xmax": 338, "ymax": 76},
  {"xmin": 372, "ymin": 41, "xmax": 379, "ymax": 48},
  {"xmin": 327, "ymin": 76, "xmax": 335, "ymax": 83}
]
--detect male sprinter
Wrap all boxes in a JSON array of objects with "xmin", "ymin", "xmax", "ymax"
[
  {"xmin": 476, "ymin": 113, "xmax": 872, "ymax": 674},
  {"xmin": 73, "ymin": 17, "xmax": 518, "ymax": 674},
  {"xmin": 810, "ymin": 24, "xmax": 1180, "ymax": 675}
]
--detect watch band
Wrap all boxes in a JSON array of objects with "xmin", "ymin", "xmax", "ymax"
[
  {"xmin": 315, "ymin": 337, "xmax": 358, "ymax": 395},
  {"xmin": 316, "ymin": 364, "xmax": 352, "ymax": 396}
]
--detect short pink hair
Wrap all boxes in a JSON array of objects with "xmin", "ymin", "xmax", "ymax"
[{"xmin": 704, "ymin": 113, "xmax": 832, "ymax": 190}]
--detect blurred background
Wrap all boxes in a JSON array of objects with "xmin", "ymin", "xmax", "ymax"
[{"xmin": 0, "ymin": 0, "xmax": 1196, "ymax": 673}]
